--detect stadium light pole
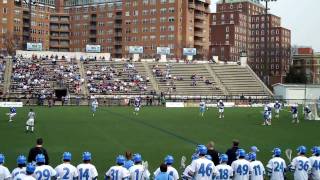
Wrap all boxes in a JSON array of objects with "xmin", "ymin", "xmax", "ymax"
[{"xmin": 260, "ymin": 0, "xmax": 277, "ymax": 86}]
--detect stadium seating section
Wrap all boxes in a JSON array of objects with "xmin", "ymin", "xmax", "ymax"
[{"xmin": 2, "ymin": 56, "xmax": 272, "ymax": 98}]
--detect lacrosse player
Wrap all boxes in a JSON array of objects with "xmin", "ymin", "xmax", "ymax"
[
  {"xmin": 0, "ymin": 154, "xmax": 11, "ymax": 180},
  {"xmin": 55, "ymin": 152, "xmax": 78, "ymax": 180},
  {"xmin": 291, "ymin": 103, "xmax": 299, "ymax": 123},
  {"xmin": 199, "ymin": 101, "xmax": 206, "ymax": 117},
  {"xmin": 11, "ymin": 155, "xmax": 27, "ymax": 179},
  {"xmin": 266, "ymin": 148, "xmax": 287, "ymax": 180},
  {"xmin": 154, "ymin": 155, "xmax": 179, "ymax": 180},
  {"xmin": 218, "ymin": 100, "xmax": 225, "ymax": 119},
  {"xmin": 215, "ymin": 154, "xmax": 233, "ymax": 180},
  {"xmin": 231, "ymin": 149, "xmax": 250, "ymax": 180},
  {"xmin": 289, "ymin": 146, "xmax": 311, "ymax": 180},
  {"xmin": 309, "ymin": 146, "xmax": 320, "ymax": 180},
  {"xmin": 77, "ymin": 152, "xmax": 98, "ymax": 180},
  {"xmin": 105, "ymin": 155, "xmax": 130, "ymax": 180},
  {"xmin": 129, "ymin": 154, "xmax": 150, "ymax": 180},
  {"xmin": 304, "ymin": 105, "xmax": 312, "ymax": 120},
  {"xmin": 248, "ymin": 153, "xmax": 265, "ymax": 180},
  {"xmin": 26, "ymin": 109, "xmax": 35, "ymax": 133},
  {"xmin": 274, "ymin": 101, "xmax": 281, "ymax": 118}
]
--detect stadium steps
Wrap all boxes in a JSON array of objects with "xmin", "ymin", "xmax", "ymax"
[
  {"xmin": 140, "ymin": 61, "xmax": 159, "ymax": 93},
  {"xmin": 210, "ymin": 64, "xmax": 273, "ymax": 97},
  {"xmin": 203, "ymin": 63, "xmax": 229, "ymax": 96},
  {"xmin": 77, "ymin": 59, "xmax": 89, "ymax": 97},
  {"xmin": 3, "ymin": 58, "xmax": 12, "ymax": 97}
]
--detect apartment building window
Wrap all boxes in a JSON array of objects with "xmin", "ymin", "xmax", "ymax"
[
  {"xmin": 142, "ymin": 10, "xmax": 149, "ymax": 15},
  {"xmin": 125, "ymin": 11, "xmax": 130, "ymax": 16},
  {"xmin": 160, "ymin": 26, "xmax": 166, "ymax": 32},
  {"xmin": 150, "ymin": 35, "xmax": 156, "ymax": 40},
  {"xmin": 226, "ymin": 26, "xmax": 229, "ymax": 32},
  {"xmin": 160, "ymin": 0, "xmax": 167, "ymax": 4},
  {"xmin": 168, "ymin": 7, "xmax": 175, "ymax": 13},
  {"xmin": 143, "ymin": 0, "xmax": 148, "ymax": 5},
  {"xmin": 160, "ymin": 8, "xmax": 167, "ymax": 14},
  {"xmin": 142, "ymin": 27, "xmax": 149, "ymax": 32},
  {"xmin": 160, "ymin": 17, "xmax": 166, "ymax": 23},
  {"xmin": 168, "ymin": 25, "xmax": 174, "ymax": 31},
  {"xmin": 3, "ymin": 0, "xmax": 7, "ymax": 3},
  {"xmin": 150, "ymin": 27, "xmax": 156, "ymax": 32},
  {"xmin": 2, "ymin": 8, "xmax": 7, "ymax": 14},
  {"xmin": 150, "ymin": 9, "xmax": 156, "ymax": 15},
  {"xmin": 133, "ymin": 10, "xmax": 139, "ymax": 16},
  {"xmin": 2, "ymin": 18, "xmax": 7, "ymax": 24},
  {"xmin": 160, "ymin": 35, "xmax": 166, "ymax": 41},
  {"xmin": 168, "ymin": 17, "xmax": 175, "ymax": 22},
  {"xmin": 169, "ymin": 0, "xmax": 175, "ymax": 2}
]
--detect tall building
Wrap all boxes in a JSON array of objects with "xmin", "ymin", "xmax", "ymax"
[
  {"xmin": 209, "ymin": 0, "xmax": 291, "ymax": 85},
  {"xmin": 292, "ymin": 47, "xmax": 320, "ymax": 84},
  {"xmin": 0, "ymin": 0, "xmax": 211, "ymax": 59}
]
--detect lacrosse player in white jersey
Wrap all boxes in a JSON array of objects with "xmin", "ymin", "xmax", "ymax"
[
  {"xmin": 55, "ymin": 152, "xmax": 78, "ymax": 180},
  {"xmin": 26, "ymin": 109, "xmax": 36, "ymax": 133},
  {"xmin": 105, "ymin": 155, "xmax": 130, "ymax": 180},
  {"xmin": 217, "ymin": 100, "xmax": 225, "ymax": 119},
  {"xmin": 231, "ymin": 149, "xmax": 250, "ymax": 180},
  {"xmin": 309, "ymin": 146, "xmax": 320, "ymax": 180},
  {"xmin": 14, "ymin": 163, "xmax": 36, "ymax": 180},
  {"xmin": 34, "ymin": 154, "xmax": 57, "ymax": 180},
  {"xmin": 188, "ymin": 145, "xmax": 218, "ymax": 180},
  {"xmin": 91, "ymin": 99, "xmax": 98, "ymax": 117},
  {"xmin": 289, "ymin": 146, "xmax": 311, "ymax": 180},
  {"xmin": 199, "ymin": 101, "xmax": 206, "ymax": 117},
  {"xmin": 266, "ymin": 148, "xmax": 287, "ymax": 180},
  {"xmin": 248, "ymin": 153, "xmax": 265, "ymax": 180},
  {"xmin": 77, "ymin": 152, "xmax": 98, "ymax": 180},
  {"xmin": 128, "ymin": 154, "xmax": 150, "ymax": 180},
  {"xmin": 215, "ymin": 154, "xmax": 233, "ymax": 180},
  {"xmin": 274, "ymin": 101, "xmax": 281, "ymax": 118},
  {"xmin": 182, "ymin": 154, "xmax": 198, "ymax": 180},
  {"xmin": 11, "ymin": 155, "xmax": 27, "ymax": 179},
  {"xmin": 154, "ymin": 155, "xmax": 179, "ymax": 180},
  {"xmin": 0, "ymin": 154, "xmax": 11, "ymax": 180}
]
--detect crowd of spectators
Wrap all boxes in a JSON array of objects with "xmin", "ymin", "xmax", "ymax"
[
  {"xmin": 10, "ymin": 55, "xmax": 83, "ymax": 96},
  {"xmin": 85, "ymin": 61, "xmax": 149, "ymax": 94}
]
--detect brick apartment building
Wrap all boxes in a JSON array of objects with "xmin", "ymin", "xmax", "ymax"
[
  {"xmin": 292, "ymin": 47, "xmax": 320, "ymax": 84},
  {"xmin": 210, "ymin": 0, "xmax": 291, "ymax": 85},
  {"xmin": 0, "ymin": 0, "xmax": 211, "ymax": 59}
]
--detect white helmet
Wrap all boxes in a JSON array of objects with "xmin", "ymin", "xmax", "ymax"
[
  {"xmin": 219, "ymin": 100, "xmax": 223, "ymax": 103},
  {"xmin": 275, "ymin": 100, "xmax": 279, "ymax": 103}
]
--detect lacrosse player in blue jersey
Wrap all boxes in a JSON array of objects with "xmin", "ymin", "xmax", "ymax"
[
  {"xmin": 274, "ymin": 101, "xmax": 281, "ymax": 118},
  {"xmin": 133, "ymin": 97, "xmax": 141, "ymax": 115},
  {"xmin": 8, "ymin": 107, "xmax": 17, "ymax": 122},
  {"xmin": 291, "ymin": 103, "xmax": 299, "ymax": 123},
  {"xmin": 218, "ymin": 100, "xmax": 225, "ymax": 119},
  {"xmin": 199, "ymin": 101, "xmax": 206, "ymax": 117}
]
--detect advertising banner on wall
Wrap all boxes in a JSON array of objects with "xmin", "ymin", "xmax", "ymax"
[
  {"xmin": 27, "ymin": 43, "xmax": 42, "ymax": 51},
  {"xmin": 86, "ymin": 45, "xmax": 101, "ymax": 53},
  {"xmin": 156, "ymin": 47, "xmax": 170, "ymax": 55},
  {"xmin": 129, "ymin": 46, "xmax": 144, "ymax": 54},
  {"xmin": 183, "ymin": 48, "xmax": 197, "ymax": 56}
]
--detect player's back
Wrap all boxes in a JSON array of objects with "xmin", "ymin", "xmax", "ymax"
[
  {"xmin": 11, "ymin": 167, "xmax": 26, "ymax": 179},
  {"xmin": 249, "ymin": 160, "xmax": 265, "ymax": 180},
  {"xmin": 215, "ymin": 164, "xmax": 233, "ymax": 180},
  {"xmin": 129, "ymin": 164, "xmax": 150, "ymax": 180},
  {"xmin": 190, "ymin": 157, "xmax": 217, "ymax": 180},
  {"xmin": 154, "ymin": 166, "xmax": 179, "ymax": 180},
  {"xmin": 77, "ymin": 163, "xmax": 98, "ymax": 180},
  {"xmin": 28, "ymin": 112, "xmax": 35, "ymax": 119},
  {"xmin": 34, "ymin": 165, "xmax": 56, "ymax": 180},
  {"xmin": 55, "ymin": 163, "xmax": 78, "ymax": 180},
  {"xmin": 266, "ymin": 157, "xmax": 286, "ymax": 180},
  {"xmin": 309, "ymin": 156, "xmax": 320, "ymax": 180},
  {"xmin": 0, "ymin": 165, "xmax": 11, "ymax": 180},
  {"xmin": 231, "ymin": 159, "xmax": 250, "ymax": 180},
  {"xmin": 291, "ymin": 156, "xmax": 311, "ymax": 180},
  {"xmin": 106, "ymin": 165, "xmax": 129, "ymax": 180},
  {"xmin": 13, "ymin": 173, "xmax": 36, "ymax": 180}
]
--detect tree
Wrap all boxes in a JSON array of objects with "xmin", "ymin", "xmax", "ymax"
[
  {"xmin": 285, "ymin": 66, "xmax": 307, "ymax": 84},
  {"xmin": 0, "ymin": 32, "xmax": 19, "ymax": 55}
]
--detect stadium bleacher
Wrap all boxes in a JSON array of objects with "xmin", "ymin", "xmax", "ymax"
[{"xmin": 2, "ymin": 55, "xmax": 273, "ymax": 99}]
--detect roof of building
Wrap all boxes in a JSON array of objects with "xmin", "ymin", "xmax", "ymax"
[
  {"xmin": 217, "ymin": 0, "xmax": 261, "ymax": 5},
  {"xmin": 273, "ymin": 83, "xmax": 320, "ymax": 88}
]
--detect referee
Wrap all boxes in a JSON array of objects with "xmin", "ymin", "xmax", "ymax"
[{"xmin": 28, "ymin": 138, "xmax": 49, "ymax": 165}]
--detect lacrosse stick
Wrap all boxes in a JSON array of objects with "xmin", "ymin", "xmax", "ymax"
[
  {"xmin": 180, "ymin": 156, "xmax": 187, "ymax": 172},
  {"xmin": 285, "ymin": 149, "xmax": 292, "ymax": 162},
  {"xmin": 140, "ymin": 161, "xmax": 148, "ymax": 180}
]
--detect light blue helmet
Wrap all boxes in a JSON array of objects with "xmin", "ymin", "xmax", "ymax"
[
  {"xmin": 26, "ymin": 163, "xmax": 36, "ymax": 174},
  {"xmin": 36, "ymin": 154, "xmax": 45, "ymax": 163},
  {"xmin": 0, "ymin": 154, "xmax": 4, "ymax": 164},
  {"xmin": 63, "ymin": 152, "xmax": 72, "ymax": 161},
  {"xmin": 197, "ymin": 145, "xmax": 208, "ymax": 155},
  {"xmin": 273, "ymin": 148, "xmax": 281, "ymax": 156},
  {"xmin": 219, "ymin": 154, "xmax": 228, "ymax": 163},
  {"xmin": 297, "ymin": 146, "xmax": 307, "ymax": 154},
  {"xmin": 311, "ymin": 146, "xmax": 320, "ymax": 155},
  {"xmin": 116, "ymin": 155, "xmax": 126, "ymax": 165},
  {"xmin": 133, "ymin": 153, "xmax": 142, "ymax": 163},
  {"xmin": 251, "ymin": 146, "xmax": 260, "ymax": 153},
  {"xmin": 82, "ymin": 152, "xmax": 92, "ymax": 161},
  {"xmin": 191, "ymin": 154, "xmax": 199, "ymax": 161},
  {"xmin": 205, "ymin": 155, "xmax": 212, "ymax": 160},
  {"xmin": 17, "ymin": 155, "xmax": 27, "ymax": 165},
  {"xmin": 236, "ymin": 149, "xmax": 246, "ymax": 158},
  {"xmin": 164, "ymin": 155, "xmax": 174, "ymax": 165},
  {"xmin": 249, "ymin": 152, "xmax": 257, "ymax": 161}
]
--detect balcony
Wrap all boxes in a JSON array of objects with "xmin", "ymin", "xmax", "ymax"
[
  {"xmin": 114, "ymin": 41, "xmax": 122, "ymax": 45},
  {"xmin": 115, "ymin": 15, "xmax": 122, "ymax": 20},
  {"xmin": 194, "ymin": 14, "xmax": 206, "ymax": 20},
  {"xmin": 194, "ymin": 31, "xmax": 204, "ymax": 37},
  {"xmin": 114, "ymin": 24, "xmax": 122, "ymax": 28},
  {"xmin": 194, "ymin": 22, "xmax": 203, "ymax": 28},
  {"xmin": 114, "ymin": 32, "xmax": 122, "ymax": 37},
  {"xmin": 188, "ymin": 3, "xmax": 195, "ymax": 9}
]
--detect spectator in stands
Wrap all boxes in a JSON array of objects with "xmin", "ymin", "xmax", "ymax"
[
  {"xmin": 28, "ymin": 138, "xmax": 49, "ymax": 165},
  {"xmin": 225, "ymin": 139, "xmax": 240, "ymax": 165},
  {"xmin": 207, "ymin": 141, "xmax": 220, "ymax": 165}
]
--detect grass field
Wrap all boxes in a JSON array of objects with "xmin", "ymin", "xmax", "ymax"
[{"xmin": 0, "ymin": 106, "xmax": 319, "ymax": 177}]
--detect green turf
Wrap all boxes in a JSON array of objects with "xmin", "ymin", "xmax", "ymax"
[{"xmin": 0, "ymin": 106, "xmax": 319, "ymax": 177}]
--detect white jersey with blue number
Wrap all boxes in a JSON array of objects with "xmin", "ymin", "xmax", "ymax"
[
  {"xmin": 154, "ymin": 166, "xmax": 179, "ymax": 180},
  {"xmin": 34, "ymin": 165, "xmax": 57, "ymax": 180},
  {"xmin": 189, "ymin": 157, "xmax": 218, "ymax": 180},
  {"xmin": 28, "ymin": 112, "xmax": 36, "ymax": 120},
  {"xmin": 77, "ymin": 163, "xmax": 98, "ymax": 180},
  {"xmin": 91, "ymin": 101, "xmax": 98, "ymax": 109},
  {"xmin": 55, "ymin": 163, "xmax": 78, "ymax": 180},
  {"xmin": 105, "ymin": 165, "xmax": 130, "ymax": 180},
  {"xmin": 266, "ymin": 157, "xmax": 287, "ymax": 180},
  {"xmin": 215, "ymin": 164, "xmax": 233, "ymax": 180},
  {"xmin": 14, "ymin": 174, "xmax": 36, "ymax": 180},
  {"xmin": 309, "ymin": 155, "xmax": 320, "ymax": 180},
  {"xmin": 128, "ymin": 164, "xmax": 150, "ymax": 180},
  {"xmin": 231, "ymin": 159, "xmax": 250, "ymax": 180},
  {"xmin": 11, "ymin": 167, "xmax": 26, "ymax": 179},
  {"xmin": 200, "ymin": 102, "xmax": 206, "ymax": 110},
  {"xmin": 249, "ymin": 160, "xmax": 265, "ymax": 180},
  {"xmin": 0, "ymin": 165, "xmax": 11, "ymax": 180},
  {"xmin": 290, "ymin": 156, "xmax": 311, "ymax": 180}
]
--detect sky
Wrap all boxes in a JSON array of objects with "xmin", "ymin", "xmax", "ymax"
[{"xmin": 210, "ymin": 0, "xmax": 320, "ymax": 52}]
